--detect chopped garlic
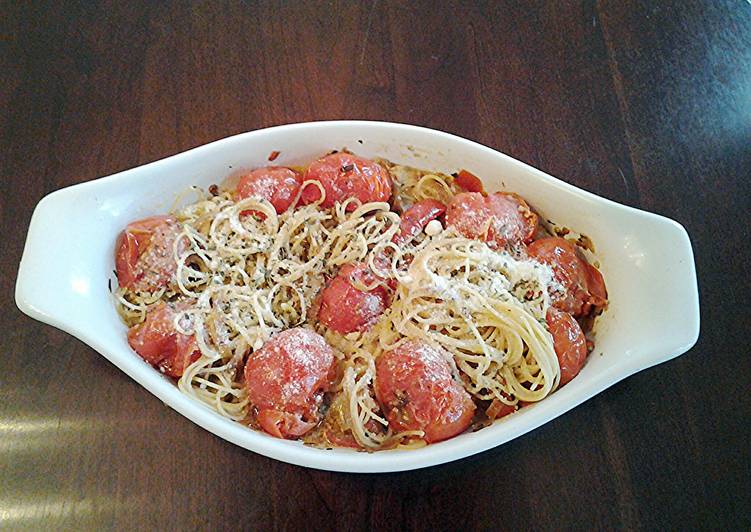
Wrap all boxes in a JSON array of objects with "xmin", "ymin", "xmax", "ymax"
[{"xmin": 424, "ymin": 219, "xmax": 443, "ymax": 236}]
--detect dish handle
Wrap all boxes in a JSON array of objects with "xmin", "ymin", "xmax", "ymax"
[{"xmin": 15, "ymin": 186, "xmax": 113, "ymax": 331}]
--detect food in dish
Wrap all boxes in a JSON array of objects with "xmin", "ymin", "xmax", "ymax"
[{"xmin": 113, "ymin": 151, "xmax": 607, "ymax": 450}]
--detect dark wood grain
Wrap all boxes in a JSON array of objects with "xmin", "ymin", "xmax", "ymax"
[{"xmin": 2, "ymin": 1, "xmax": 750, "ymax": 529}]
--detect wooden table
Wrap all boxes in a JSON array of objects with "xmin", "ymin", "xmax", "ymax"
[{"xmin": 3, "ymin": 1, "xmax": 749, "ymax": 529}]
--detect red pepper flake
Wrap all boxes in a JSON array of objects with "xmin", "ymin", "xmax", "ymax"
[
  {"xmin": 268, "ymin": 150, "xmax": 280, "ymax": 161},
  {"xmin": 208, "ymin": 184, "xmax": 219, "ymax": 196}
]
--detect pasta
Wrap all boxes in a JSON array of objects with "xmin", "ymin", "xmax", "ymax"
[{"xmin": 113, "ymin": 151, "xmax": 607, "ymax": 450}]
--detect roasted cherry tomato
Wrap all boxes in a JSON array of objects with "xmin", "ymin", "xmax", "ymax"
[
  {"xmin": 527, "ymin": 237, "xmax": 607, "ymax": 317},
  {"xmin": 301, "ymin": 153, "xmax": 391, "ymax": 210},
  {"xmin": 585, "ymin": 260, "xmax": 607, "ymax": 309},
  {"xmin": 316, "ymin": 262, "xmax": 390, "ymax": 334},
  {"xmin": 375, "ymin": 341, "xmax": 475, "ymax": 443},
  {"xmin": 116, "ymin": 232, "xmax": 139, "ymax": 288},
  {"xmin": 392, "ymin": 199, "xmax": 446, "ymax": 245},
  {"xmin": 445, "ymin": 192, "xmax": 537, "ymax": 248},
  {"xmin": 546, "ymin": 307, "xmax": 587, "ymax": 385},
  {"xmin": 115, "ymin": 216, "xmax": 186, "ymax": 292},
  {"xmin": 244, "ymin": 328, "xmax": 337, "ymax": 439},
  {"xmin": 235, "ymin": 166, "xmax": 302, "ymax": 214},
  {"xmin": 127, "ymin": 301, "xmax": 200, "ymax": 378},
  {"xmin": 454, "ymin": 169, "xmax": 485, "ymax": 193},
  {"xmin": 486, "ymin": 394, "xmax": 516, "ymax": 420}
]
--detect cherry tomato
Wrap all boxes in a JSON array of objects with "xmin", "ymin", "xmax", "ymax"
[
  {"xmin": 301, "ymin": 153, "xmax": 391, "ymax": 210},
  {"xmin": 244, "ymin": 328, "xmax": 337, "ymax": 439},
  {"xmin": 546, "ymin": 307, "xmax": 587, "ymax": 385},
  {"xmin": 127, "ymin": 301, "xmax": 200, "ymax": 378},
  {"xmin": 115, "ymin": 216, "xmax": 186, "ymax": 292},
  {"xmin": 392, "ymin": 199, "xmax": 446, "ymax": 245},
  {"xmin": 115, "ymin": 232, "xmax": 139, "ymax": 288},
  {"xmin": 486, "ymin": 396, "xmax": 516, "ymax": 420},
  {"xmin": 585, "ymin": 260, "xmax": 608, "ymax": 307},
  {"xmin": 445, "ymin": 192, "xmax": 488, "ymax": 240},
  {"xmin": 446, "ymin": 191, "xmax": 537, "ymax": 248},
  {"xmin": 375, "ymin": 341, "xmax": 476, "ymax": 443},
  {"xmin": 527, "ymin": 237, "xmax": 607, "ymax": 317},
  {"xmin": 454, "ymin": 169, "xmax": 485, "ymax": 193},
  {"xmin": 256, "ymin": 410, "xmax": 318, "ymax": 440},
  {"xmin": 235, "ymin": 166, "xmax": 302, "ymax": 214},
  {"xmin": 316, "ymin": 262, "xmax": 390, "ymax": 334}
]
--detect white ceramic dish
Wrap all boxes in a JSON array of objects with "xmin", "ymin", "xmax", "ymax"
[{"xmin": 15, "ymin": 121, "xmax": 700, "ymax": 473}]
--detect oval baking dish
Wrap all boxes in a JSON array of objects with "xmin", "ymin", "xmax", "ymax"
[{"xmin": 15, "ymin": 121, "xmax": 700, "ymax": 473}]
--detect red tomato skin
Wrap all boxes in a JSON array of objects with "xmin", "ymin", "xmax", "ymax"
[
  {"xmin": 455, "ymin": 170, "xmax": 485, "ymax": 193},
  {"xmin": 126, "ymin": 215, "xmax": 173, "ymax": 247},
  {"xmin": 445, "ymin": 192, "xmax": 490, "ymax": 239},
  {"xmin": 485, "ymin": 192, "xmax": 537, "ymax": 245},
  {"xmin": 585, "ymin": 262, "xmax": 608, "ymax": 307},
  {"xmin": 546, "ymin": 307, "xmax": 587, "ymax": 385},
  {"xmin": 235, "ymin": 166, "xmax": 302, "ymax": 214},
  {"xmin": 256, "ymin": 410, "xmax": 317, "ymax": 439},
  {"xmin": 115, "ymin": 215, "xmax": 172, "ymax": 290},
  {"xmin": 127, "ymin": 301, "xmax": 200, "ymax": 378},
  {"xmin": 486, "ymin": 394, "xmax": 516, "ymax": 420},
  {"xmin": 115, "ymin": 231, "xmax": 140, "ymax": 288},
  {"xmin": 244, "ymin": 328, "xmax": 337, "ymax": 439},
  {"xmin": 375, "ymin": 341, "xmax": 476, "ymax": 443},
  {"xmin": 527, "ymin": 237, "xmax": 607, "ymax": 317},
  {"xmin": 115, "ymin": 216, "xmax": 185, "ymax": 292},
  {"xmin": 301, "ymin": 153, "xmax": 392, "ymax": 210},
  {"xmin": 159, "ymin": 333, "xmax": 201, "ymax": 378},
  {"xmin": 317, "ymin": 263, "xmax": 390, "ymax": 334},
  {"xmin": 446, "ymin": 192, "xmax": 537, "ymax": 248},
  {"xmin": 393, "ymin": 199, "xmax": 446, "ymax": 245}
]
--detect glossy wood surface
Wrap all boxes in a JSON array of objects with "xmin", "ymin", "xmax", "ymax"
[{"xmin": 2, "ymin": 1, "xmax": 750, "ymax": 530}]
